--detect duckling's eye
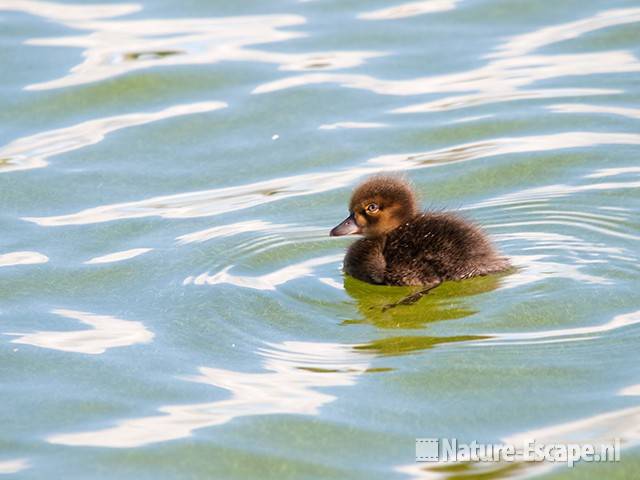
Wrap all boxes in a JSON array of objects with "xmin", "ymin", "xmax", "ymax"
[{"xmin": 366, "ymin": 203, "xmax": 379, "ymax": 213}]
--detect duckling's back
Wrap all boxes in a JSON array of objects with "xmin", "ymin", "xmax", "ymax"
[{"xmin": 382, "ymin": 212, "xmax": 510, "ymax": 286}]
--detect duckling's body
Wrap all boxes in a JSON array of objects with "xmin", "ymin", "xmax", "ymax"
[
  {"xmin": 331, "ymin": 176, "xmax": 509, "ymax": 289},
  {"xmin": 344, "ymin": 211, "xmax": 509, "ymax": 287}
]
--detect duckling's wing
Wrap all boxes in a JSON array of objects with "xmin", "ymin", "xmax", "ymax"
[{"xmin": 344, "ymin": 238, "xmax": 386, "ymax": 284}]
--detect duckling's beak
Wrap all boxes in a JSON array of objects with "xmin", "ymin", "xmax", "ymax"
[{"xmin": 330, "ymin": 213, "xmax": 361, "ymax": 236}]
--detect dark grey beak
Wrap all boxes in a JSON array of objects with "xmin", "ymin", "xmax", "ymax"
[{"xmin": 330, "ymin": 214, "xmax": 361, "ymax": 236}]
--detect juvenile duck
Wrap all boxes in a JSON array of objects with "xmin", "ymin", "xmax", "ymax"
[{"xmin": 330, "ymin": 175, "xmax": 510, "ymax": 292}]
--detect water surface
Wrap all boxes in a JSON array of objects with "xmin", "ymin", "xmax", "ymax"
[{"xmin": 1, "ymin": 0, "xmax": 640, "ymax": 478}]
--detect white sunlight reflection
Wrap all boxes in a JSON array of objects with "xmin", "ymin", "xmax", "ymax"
[
  {"xmin": 367, "ymin": 132, "xmax": 640, "ymax": 169},
  {"xmin": 254, "ymin": 8, "xmax": 640, "ymax": 112},
  {"xmin": 476, "ymin": 309, "xmax": 640, "ymax": 346},
  {"xmin": 586, "ymin": 166, "xmax": 640, "ymax": 179},
  {"xmin": 1, "ymin": 0, "xmax": 385, "ymax": 91},
  {"xmin": 48, "ymin": 341, "xmax": 371, "ymax": 447},
  {"xmin": 176, "ymin": 220, "xmax": 305, "ymax": 245},
  {"xmin": 0, "ymin": 0, "xmax": 140, "ymax": 22},
  {"xmin": 548, "ymin": 103, "xmax": 640, "ymax": 120},
  {"xmin": 505, "ymin": 404, "xmax": 640, "ymax": 447},
  {"xmin": 469, "ymin": 180, "xmax": 640, "ymax": 217},
  {"xmin": 448, "ymin": 114, "xmax": 493, "ymax": 124},
  {"xmin": 84, "ymin": 248, "xmax": 152, "ymax": 264},
  {"xmin": 398, "ymin": 403, "xmax": 640, "ymax": 479},
  {"xmin": 318, "ymin": 277, "xmax": 345, "ymax": 289},
  {"xmin": 498, "ymin": 253, "xmax": 612, "ymax": 291},
  {"xmin": 24, "ymin": 131, "xmax": 640, "ymax": 226},
  {"xmin": 0, "ymin": 251, "xmax": 48, "ymax": 267},
  {"xmin": 0, "ymin": 102, "xmax": 227, "ymax": 173},
  {"xmin": 489, "ymin": 8, "xmax": 640, "ymax": 59},
  {"xmin": 358, "ymin": 0, "xmax": 458, "ymax": 20},
  {"xmin": 490, "ymin": 219, "xmax": 640, "ymax": 243},
  {"xmin": 619, "ymin": 385, "xmax": 640, "ymax": 396},
  {"xmin": 393, "ymin": 88, "xmax": 617, "ymax": 113},
  {"xmin": 0, "ymin": 459, "xmax": 29, "ymax": 475},
  {"xmin": 496, "ymin": 230, "xmax": 628, "ymax": 259},
  {"xmin": 184, "ymin": 254, "xmax": 342, "ymax": 290},
  {"xmin": 319, "ymin": 121, "xmax": 387, "ymax": 130},
  {"xmin": 252, "ymin": 60, "xmax": 625, "ymax": 99},
  {"xmin": 24, "ymin": 168, "xmax": 370, "ymax": 226},
  {"xmin": 6, "ymin": 309, "xmax": 154, "ymax": 354},
  {"xmin": 177, "ymin": 220, "xmax": 274, "ymax": 244},
  {"xmin": 489, "ymin": 228, "xmax": 634, "ymax": 291}
]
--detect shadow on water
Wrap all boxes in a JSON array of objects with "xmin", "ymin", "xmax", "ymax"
[
  {"xmin": 122, "ymin": 50, "xmax": 184, "ymax": 62},
  {"xmin": 405, "ymin": 460, "xmax": 528, "ymax": 480},
  {"xmin": 342, "ymin": 273, "xmax": 504, "ymax": 329},
  {"xmin": 341, "ymin": 274, "xmax": 509, "ymax": 357},
  {"xmin": 353, "ymin": 334, "xmax": 489, "ymax": 357}
]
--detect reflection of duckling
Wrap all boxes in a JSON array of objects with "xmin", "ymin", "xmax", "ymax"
[
  {"xmin": 330, "ymin": 175, "xmax": 510, "ymax": 292},
  {"xmin": 342, "ymin": 273, "xmax": 502, "ymax": 329}
]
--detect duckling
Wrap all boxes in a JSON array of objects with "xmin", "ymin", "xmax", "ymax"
[{"xmin": 330, "ymin": 175, "xmax": 510, "ymax": 292}]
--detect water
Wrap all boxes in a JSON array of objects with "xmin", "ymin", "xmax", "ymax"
[{"xmin": 1, "ymin": 0, "xmax": 639, "ymax": 478}]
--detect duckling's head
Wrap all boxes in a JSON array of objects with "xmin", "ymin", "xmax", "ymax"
[{"xmin": 330, "ymin": 175, "xmax": 417, "ymax": 239}]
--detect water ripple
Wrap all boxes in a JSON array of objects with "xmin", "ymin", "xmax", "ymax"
[
  {"xmin": 183, "ymin": 254, "xmax": 342, "ymax": 290},
  {"xmin": 0, "ymin": 251, "xmax": 48, "ymax": 267},
  {"xmin": 5, "ymin": 309, "xmax": 154, "ymax": 354},
  {"xmin": 0, "ymin": 102, "xmax": 226, "ymax": 173},
  {"xmin": 84, "ymin": 248, "xmax": 152, "ymax": 264},
  {"xmin": 255, "ymin": 8, "xmax": 640, "ymax": 112},
  {"xmin": 24, "ymin": 169, "xmax": 369, "ymax": 225},
  {"xmin": 470, "ymin": 178, "xmax": 640, "ymax": 216},
  {"xmin": 586, "ymin": 166, "xmax": 640, "ymax": 179},
  {"xmin": 254, "ymin": 51, "xmax": 635, "ymax": 105},
  {"xmin": 0, "ymin": 458, "xmax": 29, "ymax": 475},
  {"xmin": 619, "ymin": 384, "xmax": 640, "ymax": 396},
  {"xmin": 0, "ymin": 0, "xmax": 140, "ymax": 22},
  {"xmin": 24, "ymin": 131, "xmax": 640, "ymax": 226},
  {"xmin": 491, "ymin": 220, "xmax": 636, "ymax": 290},
  {"xmin": 176, "ymin": 220, "xmax": 315, "ymax": 245},
  {"xmin": 4, "ymin": 1, "xmax": 386, "ymax": 91},
  {"xmin": 501, "ymin": 254, "xmax": 612, "ymax": 290},
  {"xmin": 47, "ymin": 341, "xmax": 371, "ymax": 447},
  {"xmin": 548, "ymin": 103, "xmax": 640, "ymax": 120},
  {"xmin": 489, "ymin": 8, "xmax": 640, "ymax": 59},
  {"xmin": 497, "ymin": 229, "xmax": 628, "ymax": 257},
  {"xmin": 393, "ymin": 88, "xmax": 617, "ymax": 113},
  {"xmin": 398, "ymin": 402, "xmax": 640, "ymax": 479},
  {"xmin": 358, "ymin": 0, "xmax": 458, "ymax": 21},
  {"xmin": 478, "ymin": 309, "xmax": 640, "ymax": 346},
  {"xmin": 369, "ymin": 132, "xmax": 640, "ymax": 169},
  {"xmin": 318, "ymin": 121, "xmax": 387, "ymax": 130}
]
